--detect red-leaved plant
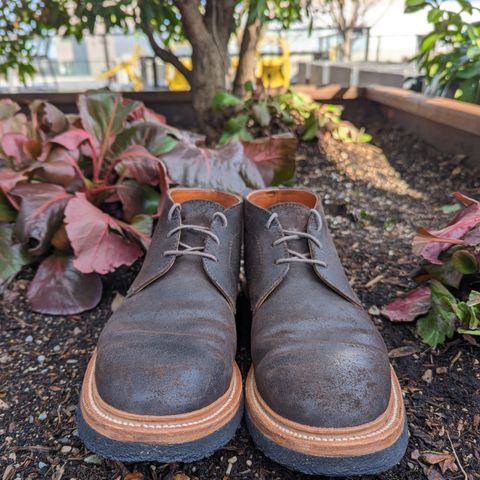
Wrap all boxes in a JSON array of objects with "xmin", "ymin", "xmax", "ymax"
[
  {"xmin": 382, "ymin": 192, "xmax": 480, "ymax": 346},
  {"xmin": 0, "ymin": 92, "xmax": 297, "ymax": 314}
]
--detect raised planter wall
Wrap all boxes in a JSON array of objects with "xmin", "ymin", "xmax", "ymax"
[
  {"xmin": 296, "ymin": 84, "xmax": 480, "ymax": 168},
  {"xmin": 366, "ymin": 86, "xmax": 480, "ymax": 168},
  {"xmin": 0, "ymin": 90, "xmax": 196, "ymax": 129},
  {"xmin": 1, "ymin": 86, "xmax": 479, "ymax": 168}
]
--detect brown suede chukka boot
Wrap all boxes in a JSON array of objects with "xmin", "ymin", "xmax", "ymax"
[
  {"xmin": 77, "ymin": 188, "xmax": 244, "ymax": 462},
  {"xmin": 244, "ymin": 188, "xmax": 408, "ymax": 476}
]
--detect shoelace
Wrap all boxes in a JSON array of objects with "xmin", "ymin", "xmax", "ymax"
[
  {"xmin": 266, "ymin": 210, "xmax": 327, "ymax": 267},
  {"xmin": 164, "ymin": 203, "xmax": 228, "ymax": 262}
]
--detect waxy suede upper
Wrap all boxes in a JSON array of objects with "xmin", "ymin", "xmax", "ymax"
[
  {"xmin": 94, "ymin": 190, "xmax": 242, "ymax": 416},
  {"xmin": 245, "ymin": 189, "xmax": 391, "ymax": 429}
]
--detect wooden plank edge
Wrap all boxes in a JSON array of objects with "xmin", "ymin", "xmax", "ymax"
[
  {"xmin": 295, "ymin": 85, "xmax": 364, "ymax": 100},
  {"xmin": 366, "ymin": 86, "xmax": 480, "ymax": 138}
]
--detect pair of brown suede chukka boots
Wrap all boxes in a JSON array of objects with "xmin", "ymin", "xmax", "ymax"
[{"xmin": 77, "ymin": 188, "xmax": 408, "ymax": 476}]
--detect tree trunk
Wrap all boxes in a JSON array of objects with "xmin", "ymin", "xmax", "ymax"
[
  {"xmin": 190, "ymin": 40, "xmax": 228, "ymax": 141},
  {"xmin": 174, "ymin": 0, "xmax": 234, "ymax": 139},
  {"xmin": 233, "ymin": 16, "xmax": 262, "ymax": 97},
  {"xmin": 340, "ymin": 29, "xmax": 353, "ymax": 61}
]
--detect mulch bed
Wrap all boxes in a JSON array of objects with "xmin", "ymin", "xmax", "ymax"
[{"xmin": 1, "ymin": 103, "xmax": 480, "ymax": 480}]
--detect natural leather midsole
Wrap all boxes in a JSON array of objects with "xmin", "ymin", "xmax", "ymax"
[
  {"xmin": 246, "ymin": 366, "xmax": 405, "ymax": 457},
  {"xmin": 79, "ymin": 351, "xmax": 243, "ymax": 444}
]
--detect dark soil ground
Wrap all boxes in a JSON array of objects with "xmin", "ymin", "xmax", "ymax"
[{"xmin": 1, "ymin": 103, "xmax": 480, "ymax": 480}]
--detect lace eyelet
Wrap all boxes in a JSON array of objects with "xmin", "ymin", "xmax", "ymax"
[
  {"xmin": 168, "ymin": 203, "xmax": 181, "ymax": 221},
  {"xmin": 213, "ymin": 211, "xmax": 228, "ymax": 228}
]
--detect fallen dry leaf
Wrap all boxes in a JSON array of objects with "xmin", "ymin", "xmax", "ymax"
[
  {"xmin": 422, "ymin": 369, "xmax": 433, "ymax": 384},
  {"xmin": 124, "ymin": 473, "xmax": 144, "ymax": 480},
  {"xmin": 111, "ymin": 292, "xmax": 125, "ymax": 312},
  {"xmin": 388, "ymin": 345, "xmax": 420, "ymax": 358},
  {"xmin": 172, "ymin": 475, "xmax": 190, "ymax": 480}
]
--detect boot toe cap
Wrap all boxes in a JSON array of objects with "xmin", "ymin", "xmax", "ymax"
[
  {"xmin": 94, "ymin": 335, "xmax": 232, "ymax": 416},
  {"xmin": 254, "ymin": 345, "xmax": 391, "ymax": 428}
]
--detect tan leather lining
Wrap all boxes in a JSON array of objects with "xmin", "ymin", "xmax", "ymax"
[
  {"xmin": 246, "ymin": 366, "xmax": 405, "ymax": 457},
  {"xmin": 247, "ymin": 189, "xmax": 317, "ymax": 209},
  {"xmin": 171, "ymin": 189, "xmax": 241, "ymax": 208},
  {"xmin": 80, "ymin": 352, "xmax": 243, "ymax": 444}
]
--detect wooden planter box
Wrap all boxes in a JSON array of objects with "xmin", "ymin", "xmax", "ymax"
[
  {"xmin": 296, "ymin": 85, "xmax": 480, "ymax": 168},
  {"xmin": 2, "ymin": 86, "xmax": 479, "ymax": 166}
]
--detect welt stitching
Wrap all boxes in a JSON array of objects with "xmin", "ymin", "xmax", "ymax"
[
  {"xmin": 86, "ymin": 362, "xmax": 238, "ymax": 429},
  {"xmin": 251, "ymin": 373, "xmax": 402, "ymax": 442}
]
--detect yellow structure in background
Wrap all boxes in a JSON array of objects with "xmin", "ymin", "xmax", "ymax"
[
  {"xmin": 166, "ymin": 58, "xmax": 192, "ymax": 91},
  {"xmin": 99, "ymin": 44, "xmax": 143, "ymax": 91},
  {"xmin": 165, "ymin": 35, "xmax": 291, "ymax": 91},
  {"xmin": 257, "ymin": 36, "xmax": 291, "ymax": 90}
]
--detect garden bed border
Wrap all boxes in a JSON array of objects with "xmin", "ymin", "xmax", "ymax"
[
  {"xmin": 296, "ymin": 84, "xmax": 480, "ymax": 167},
  {"xmin": 2, "ymin": 86, "xmax": 479, "ymax": 167}
]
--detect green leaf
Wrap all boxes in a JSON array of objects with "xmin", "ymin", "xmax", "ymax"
[
  {"xmin": 211, "ymin": 90, "xmax": 243, "ymax": 112},
  {"xmin": 219, "ymin": 115, "xmax": 253, "ymax": 144},
  {"xmin": 117, "ymin": 180, "xmax": 161, "ymax": 221},
  {"xmin": 131, "ymin": 214, "xmax": 153, "ymax": 237},
  {"xmin": 416, "ymin": 280, "xmax": 457, "ymax": 347},
  {"xmin": 420, "ymin": 32, "xmax": 440, "ymax": 54},
  {"xmin": 244, "ymin": 80, "xmax": 254, "ymax": 93},
  {"xmin": 451, "ymin": 249, "xmax": 478, "ymax": 274},
  {"xmin": 427, "ymin": 8, "xmax": 443, "ymax": 23},
  {"xmin": 111, "ymin": 123, "xmax": 178, "ymax": 157},
  {"xmin": 424, "ymin": 253, "xmax": 463, "ymax": 288},
  {"xmin": 467, "ymin": 290, "xmax": 480, "ymax": 306},
  {"xmin": 0, "ymin": 224, "xmax": 33, "ymax": 283},
  {"xmin": 458, "ymin": 328, "xmax": 480, "ymax": 335},
  {"xmin": 405, "ymin": 0, "xmax": 428, "ymax": 13},
  {"xmin": 441, "ymin": 203, "xmax": 462, "ymax": 214},
  {"xmin": 252, "ymin": 103, "xmax": 271, "ymax": 127},
  {"xmin": 78, "ymin": 92, "xmax": 140, "ymax": 146},
  {"xmin": 0, "ymin": 193, "xmax": 16, "ymax": 221},
  {"xmin": 302, "ymin": 113, "xmax": 318, "ymax": 141}
]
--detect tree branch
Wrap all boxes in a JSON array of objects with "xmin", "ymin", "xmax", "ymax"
[
  {"xmin": 174, "ymin": 0, "xmax": 212, "ymax": 47},
  {"xmin": 142, "ymin": 20, "xmax": 193, "ymax": 82}
]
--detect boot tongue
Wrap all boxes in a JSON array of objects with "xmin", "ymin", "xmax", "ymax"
[
  {"xmin": 269, "ymin": 202, "xmax": 311, "ymax": 256},
  {"xmin": 270, "ymin": 202, "xmax": 310, "ymax": 231},
  {"xmin": 179, "ymin": 199, "xmax": 224, "ymax": 247}
]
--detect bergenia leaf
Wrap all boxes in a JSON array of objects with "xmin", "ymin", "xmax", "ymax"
[
  {"xmin": 113, "ymin": 145, "xmax": 169, "ymax": 215},
  {"xmin": 464, "ymin": 225, "xmax": 480, "ymax": 246},
  {"xmin": 1, "ymin": 133, "xmax": 34, "ymax": 168},
  {"xmin": 161, "ymin": 139, "xmax": 265, "ymax": 195},
  {"xmin": 116, "ymin": 180, "xmax": 161, "ymax": 221},
  {"xmin": 48, "ymin": 128, "xmax": 91, "ymax": 151},
  {"xmin": 413, "ymin": 226, "xmax": 466, "ymax": 264},
  {"xmin": 0, "ymin": 99, "xmax": 20, "ymax": 120},
  {"xmin": 0, "ymin": 100, "xmax": 27, "ymax": 137},
  {"xmin": 381, "ymin": 286, "xmax": 431, "ymax": 322},
  {"xmin": 452, "ymin": 191, "xmax": 479, "ymax": 207},
  {"xmin": 11, "ymin": 183, "xmax": 72, "ymax": 256},
  {"xmin": 30, "ymin": 100, "xmax": 69, "ymax": 138},
  {"xmin": 111, "ymin": 122, "xmax": 178, "ymax": 157},
  {"xmin": 242, "ymin": 133, "xmax": 298, "ymax": 185},
  {"xmin": 424, "ymin": 255, "xmax": 463, "ymax": 288},
  {"xmin": 64, "ymin": 193, "xmax": 143, "ymax": 274},
  {"xmin": 78, "ymin": 92, "xmax": 140, "ymax": 147},
  {"xmin": 0, "ymin": 224, "xmax": 33, "ymax": 283},
  {"xmin": 128, "ymin": 103, "xmax": 167, "ymax": 125},
  {"xmin": 27, "ymin": 253, "xmax": 102, "ymax": 315}
]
